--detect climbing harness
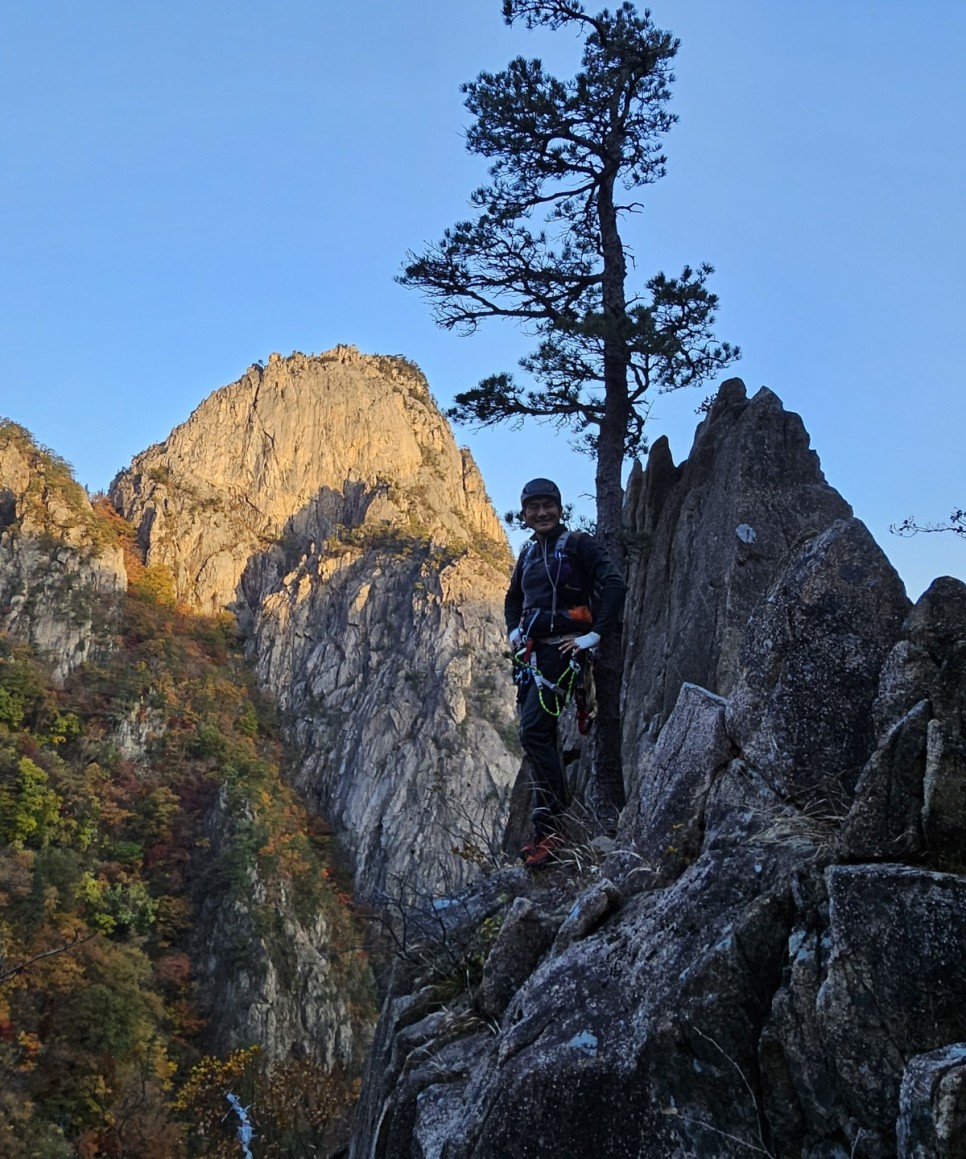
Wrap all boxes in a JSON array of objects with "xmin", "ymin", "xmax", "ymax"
[
  {"xmin": 512, "ymin": 641, "xmax": 583, "ymax": 718},
  {"xmin": 509, "ymin": 527, "xmax": 600, "ymax": 723}
]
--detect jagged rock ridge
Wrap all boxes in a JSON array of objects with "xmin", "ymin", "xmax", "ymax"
[
  {"xmin": 621, "ymin": 379, "xmax": 853, "ymax": 750},
  {"xmin": 352, "ymin": 382, "xmax": 966, "ymax": 1159}
]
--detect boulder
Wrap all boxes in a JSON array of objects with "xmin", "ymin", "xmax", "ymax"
[
  {"xmin": 477, "ymin": 896, "xmax": 560, "ymax": 1019},
  {"xmin": 843, "ymin": 577, "xmax": 966, "ymax": 865},
  {"xmin": 727, "ymin": 518, "xmax": 910, "ymax": 807},
  {"xmin": 898, "ymin": 1044, "xmax": 966, "ymax": 1159},
  {"xmin": 763, "ymin": 865, "xmax": 966, "ymax": 1158},
  {"xmin": 620, "ymin": 681, "xmax": 734, "ymax": 882},
  {"xmin": 840, "ymin": 700, "xmax": 931, "ymax": 859}
]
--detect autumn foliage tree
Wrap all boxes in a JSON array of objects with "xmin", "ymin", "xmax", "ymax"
[{"xmin": 0, "ymin": 496, "xmax": 373, "ymax": 1155}]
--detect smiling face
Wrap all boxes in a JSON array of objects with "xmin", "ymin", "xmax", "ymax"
[{"xmin": 523, "ymin": 496, "xmax": 563, "ymax": 539}]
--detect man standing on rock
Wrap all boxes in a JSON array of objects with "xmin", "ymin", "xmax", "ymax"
[{"xmin": 506, "ymin": 478, "xmax": 627, "ymax": 867}]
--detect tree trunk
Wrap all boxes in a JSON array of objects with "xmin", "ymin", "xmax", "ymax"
[
  {"xmin": 590, "ymin": 165, "xmax": 629, "ymax": 822},
  {"xmin": 595, "ymin": 161, "xmax": 629, "ymax": 560},
  {"xmin": 591, "ymin": 635, "xmax": 626, "ymax": 825},
  {"xmin": 593, "ymin": 402, "xmax": 627, "ymax": 822}
]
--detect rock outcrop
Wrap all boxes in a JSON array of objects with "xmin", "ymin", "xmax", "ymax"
[
  {"xmin": 0, "ymin": 421, "xmax": 126, "ymax": 684},
  {"xmin": 622, "ymin": 380, "xmax": 852, "ymax": 753},
  {"xmin": 842, "ymin": 575, "xmax": 966, "ymax": 866},
  {"xmin": 193, "ymin": 785, "xmax": 374, "ymax": 1073},
  {"xmin": 351, "ymin": 384, "xmax": 966, "ymax": 1159},
  {"xmin": 726, "ymin": 516, "xmax": 910, "ymax": 805},
  {"xmin": 9, "ymin": 361, "xmax": 963, "ymax": 1156},
  {"xmin": 110, "ymin": 348, "xmax": 519, "ymax": 899},
  {"xmin": 110, "ymin": 347, "xmax": 504, "ymax": 614}
]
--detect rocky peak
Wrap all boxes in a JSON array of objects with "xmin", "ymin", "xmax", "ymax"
[
  {"xmin": 110, "ymin": 350, "xmax": 519, "ymax": 902},
  {"xmin": 110, "ymin": 347, "xmax": 507, "ymax": 614},
  {"xmin": 622, "ymin": 379, "xmax": 855, "ymax": 752}
]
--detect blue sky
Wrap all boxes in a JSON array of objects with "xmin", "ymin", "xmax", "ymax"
[{"xmin": 2, "ymin": 0, "xmax": 964, "ymax": 599}]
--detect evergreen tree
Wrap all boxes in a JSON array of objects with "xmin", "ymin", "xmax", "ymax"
[
  {"xmin": 401, "ymin": 0, "xmax": 739, "ymax": 816},
  {"xmin": 400, "ymin": 0, "xmax": 739, "ymax": 556}
]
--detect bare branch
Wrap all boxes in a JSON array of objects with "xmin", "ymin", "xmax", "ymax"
[
  {"xmin": 0, "ymin": 929, "xmax": 99, "ymax": 984},
  {"xmin": 891, "ymin": 509, "xmax": 966, "ymax": 539}
]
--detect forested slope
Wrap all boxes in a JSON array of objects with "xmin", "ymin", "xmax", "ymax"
[{"xmin": 0, "ymin": 424, "xmax": 375, "ymax": 1157}]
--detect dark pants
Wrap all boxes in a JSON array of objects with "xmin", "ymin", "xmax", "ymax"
[{"xmin": 518, "ymin": 641, "xmax": 577, "ymax": 835}]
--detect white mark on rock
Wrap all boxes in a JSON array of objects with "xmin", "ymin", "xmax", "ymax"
[
  {"xmin": 736, "ymin": 523, "xmax": 757, "ymax": 544},
  {"xmin": 568, "ymin": 1030, "xmax": 599, "ymax": 1057}
]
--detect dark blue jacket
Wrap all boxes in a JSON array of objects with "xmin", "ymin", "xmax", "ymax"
[{"xmin": 504, "ymin": 525, "xmax": 627, "ymax": 639}]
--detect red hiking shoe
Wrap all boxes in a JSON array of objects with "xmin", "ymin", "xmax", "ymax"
[
  {"xmin": 519, "ymin": 832, "xmax": 540, "ymax": 861},
  {"xmin": 524, "ymin": 832, "xmax": 565, "ymax": 868}
]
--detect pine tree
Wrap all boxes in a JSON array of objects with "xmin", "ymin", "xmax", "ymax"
[
  {"xmin": 401, "ymin": 0, "xmax": 738, "ymax": 557},
  {"xmin": 401, "ymin": 0, "xmax": 739, "ymax": 816}
]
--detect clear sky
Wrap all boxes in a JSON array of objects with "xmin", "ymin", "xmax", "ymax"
[{"xmin": 2, "ymin": 0, "xmax": 963, "ymax": 599}]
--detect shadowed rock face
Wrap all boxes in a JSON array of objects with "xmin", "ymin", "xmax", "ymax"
[
  {"xmin": 351, "ymin": 383, "xmax": 966, "ymax": 1159},
  {"xmin": 110, "ymin": 348, "xmax": 520, "ymax": 902},
  {"xmin": 842, "ymin": 575, "xmax": 966, "ymax": 865},
  {"xmin": 622, "ymin": 380, "xmax": 853, "ymax": 755},
  {"xmin": 898, "ymin": 1044, "xmax": 966, "ymax": 1156},
  {"xmin": 726, "ymin": 516, "xmax": 910, "ymax": 805}
]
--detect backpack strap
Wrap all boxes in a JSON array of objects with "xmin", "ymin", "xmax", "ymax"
[{"xmin": 519, "ymin": 529, "xmax": 574, "ymax": 561}]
